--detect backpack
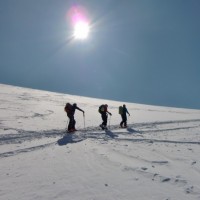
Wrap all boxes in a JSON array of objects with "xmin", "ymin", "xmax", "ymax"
[
  {"xmin": 98, "ymin": 105, "xmax": 105, "ymax": 113},
  {"xmin": 64, "ymin": 103, "xmax": 73, "ymax": 114},
  {"xmin": 119, "ymin": 106, "xmax": 123, "ymax": 114}
]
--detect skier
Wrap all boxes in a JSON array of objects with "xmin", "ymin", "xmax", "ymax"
[
  {"xmin": 119, "ymin": 104, "xmax": 130, "ymax": 128},
  {"xmin": 99, "ymin": 104, "xmax": 112, "ymax": 130},
  {"xmin": 64, "ymin": 103, "xmax": 85, "ymax": 132}
]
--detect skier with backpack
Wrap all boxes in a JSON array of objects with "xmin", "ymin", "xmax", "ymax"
[
  {"xmin": 119, "ymin": 104, "xmax": 130, "ymax": 128},
  {"xmin": 64, "ymin": 103, "xmax": 85, "ymax": 132},
  {"xmin": 98, "ymin": 104, "xmax": 112, "ymax": 130}
]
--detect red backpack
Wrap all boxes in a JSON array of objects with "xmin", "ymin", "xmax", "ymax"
[{"xmin": 64, "ymin": 103, "xmax": 73, "ymax": 114}]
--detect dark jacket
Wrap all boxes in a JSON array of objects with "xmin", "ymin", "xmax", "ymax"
[
  {"xmin": 122, "ymin": 106, "xmax": 130, "ymax": 116},
  {"xmin": 71, "ymin": 104, "xmax": 84, "ymax": 116}
]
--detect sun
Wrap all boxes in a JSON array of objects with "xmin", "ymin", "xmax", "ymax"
[{"xmin": 74, "ymin": 21, "xmax": 90, "ymax": 40}]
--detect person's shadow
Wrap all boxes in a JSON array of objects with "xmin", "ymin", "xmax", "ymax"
[
  {"xmin": 57, "ymin": 134, "xmax": 83, "ymax": 146},
  {"xmin": 105, "ymin": 130, "xmax": 118, "ymax": 138},
  {"xmin": 127, "ymin": 127, "xmax": 141, "ymax": 134}
]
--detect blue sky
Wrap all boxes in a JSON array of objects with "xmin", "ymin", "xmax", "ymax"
[{"xmin": 0, "ymin": 0, "xmax": 200, "ymax": 109}]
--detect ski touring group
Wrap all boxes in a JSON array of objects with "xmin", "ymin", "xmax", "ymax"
[{"xmin": 64, "ymin": 103, "xmax": 130, "ymax": 133}]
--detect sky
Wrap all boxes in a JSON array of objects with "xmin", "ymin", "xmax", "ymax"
[{"xmin": 0, "ymin": 0, "xmax": 200, "ymax": 109}]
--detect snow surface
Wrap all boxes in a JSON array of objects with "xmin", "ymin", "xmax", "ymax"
[{"xmin": 0, "ymin": 83, "xmax": 200, "ymax": 200}]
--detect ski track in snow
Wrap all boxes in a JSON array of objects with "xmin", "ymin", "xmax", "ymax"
[
  {"xmin": 1, "ymin": 85, "xmax": 200, "ymax": 200},
  {"xmin": 0, "ymin": 142, "xmax": 54, "ymax": 158},
  {"xmin": 2, "ymin": 120, "xmax": 200, "ymax": 198},
  {"xmin": 1, "ymin": 119, "xmax": 200, "ymax": 158}
]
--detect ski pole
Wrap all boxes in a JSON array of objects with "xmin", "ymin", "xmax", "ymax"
[
  {"xmin": 109, "ymin": 115, "xmax": 111, "ymax": 129},
  {"xmin": 128, "ymin": 114, "xmax": 131, "ymax": 127},
  {"xmin": 66, "ymin": 118, "xmax": 69, "ymax": 131},
  {"xmin": 83, "ymin": 113, "xmax": 85, "ymax": 129}
]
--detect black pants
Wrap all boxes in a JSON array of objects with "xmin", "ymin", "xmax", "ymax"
[
  {"xmin": 101, "ymin": 113, "xmax": 108, "ymax": 126},
  {"xmin": 120, "ymin": 114, "xmax": 127, "ymax": 127},
  {"xmin": 67, "ymin": 114, "xmax": 76, "ymax": 130}
]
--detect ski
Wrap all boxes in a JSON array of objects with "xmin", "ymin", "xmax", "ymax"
[
  {"xmin": 119, "ymin": 126, "xmax": 128, "ymax": 129},
  {"xmin": 66, "ymin": 129, "xmax": 77, "ymax": 134},
  {"xmin": 99, "ymin": 124, "xmax": 108, "ymax": 130}
]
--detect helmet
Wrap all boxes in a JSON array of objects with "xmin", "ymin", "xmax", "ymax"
[{"xmin": 73, "ymin": 103, "xmax": 77, "ymax": 106}]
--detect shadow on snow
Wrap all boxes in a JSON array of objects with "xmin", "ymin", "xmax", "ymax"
[{"xmin": 57, "ymin": 133, "xmax": 84, "ymax": 146}]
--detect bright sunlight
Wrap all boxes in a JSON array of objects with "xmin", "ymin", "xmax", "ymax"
[{"xmin": 74, "ymin": 21, "xmax": 90, "ymax": 39}]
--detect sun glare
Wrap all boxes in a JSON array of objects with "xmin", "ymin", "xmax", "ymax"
[
  {"xmin": 74, "ymin": 21, "xmax": 89, "ymax": 39},
  {"xmin": 68, "ymin": 5, "xmax": 90, "ymax": 40}
]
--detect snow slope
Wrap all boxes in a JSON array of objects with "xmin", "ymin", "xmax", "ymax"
[{"xmin": 0, "ymin": 83, "xmax": 200, "ymax": 200}]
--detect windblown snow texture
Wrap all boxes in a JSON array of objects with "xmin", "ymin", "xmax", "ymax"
[{"xmin": 1, "ymin": 84, "xmax": 200, "ymax": 200}]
